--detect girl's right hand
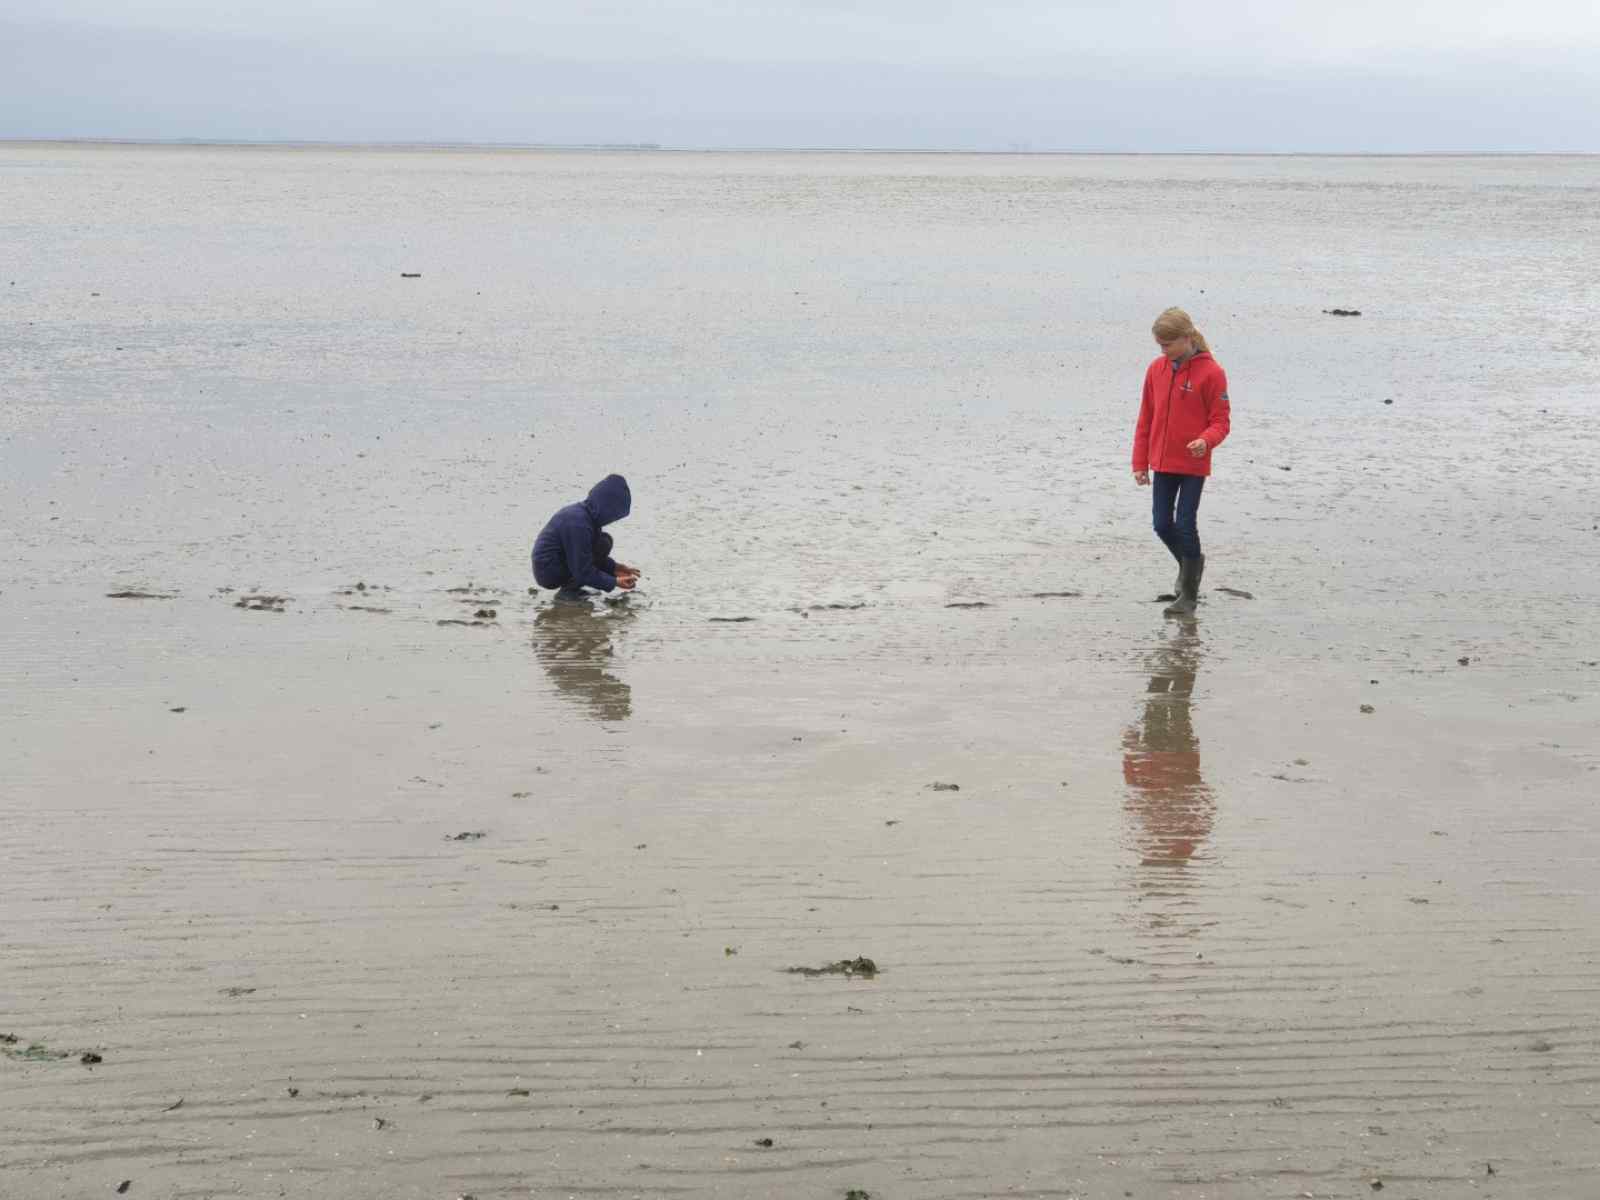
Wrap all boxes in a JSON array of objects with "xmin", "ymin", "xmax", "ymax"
[{"xmin": 1133, "ymin": 470, "xmax": 1150, "ymax": 486}]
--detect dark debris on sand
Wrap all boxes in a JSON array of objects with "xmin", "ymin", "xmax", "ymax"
[
  {"xmin": 234, "ymin": 595, "xmax": 287, "ymax": 612},
  {"xmin": 2, "ymin": 1034, "xmax": 103, "ymax": 1064},
  {"xmin": 444, "ymin": 831, "xmax": 487, "ymax": 842},
  {"xmin": 785, "ymin": 956, "xmax": 879, "ymax": 979},
  {"xmin": 106, "ymin": 590, "xmax": 175, "ymax": 600}
]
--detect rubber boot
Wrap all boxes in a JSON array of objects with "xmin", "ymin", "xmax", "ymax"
[
  {"xmin": 1159, "ymin": 553, "xmax": 1183, "ymax": 603},
  {"xmin": 1163, "ymin": 558, "xmax": 1202, "ymax": 616}
]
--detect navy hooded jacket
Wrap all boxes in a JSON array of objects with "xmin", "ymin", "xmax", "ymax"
[{"xmin": 531, "ymin": 474, "xmax": 632, "ymax": 591}]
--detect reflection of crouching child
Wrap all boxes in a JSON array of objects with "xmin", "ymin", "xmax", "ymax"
[{"xmin": 531, "ymin": 474, "xmax": 640, "ymax": 595}]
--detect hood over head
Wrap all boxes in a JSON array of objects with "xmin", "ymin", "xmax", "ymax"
[{"xmin": 584, "ymin": 474, "xmax": 632, "ymax": 526}]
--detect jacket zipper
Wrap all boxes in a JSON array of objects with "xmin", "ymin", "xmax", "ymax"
[{"xmin": 1161, "ymin": 359, "xmax": 1181, "ymax": 473}]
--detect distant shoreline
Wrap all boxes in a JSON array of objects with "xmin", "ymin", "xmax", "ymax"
[{"xmin": 1, "ymin": 138, "xmax": 1592, "ymax": 157}]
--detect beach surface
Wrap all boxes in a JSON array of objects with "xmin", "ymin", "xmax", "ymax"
[{"xmin": 3, "ymin": 144, "xmax": 1598, "ymax": 1198}]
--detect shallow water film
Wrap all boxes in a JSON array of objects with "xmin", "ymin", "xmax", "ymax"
[{"xmin": 3, "ymin": 145, "xmax": 1599, "ymax": 1198}]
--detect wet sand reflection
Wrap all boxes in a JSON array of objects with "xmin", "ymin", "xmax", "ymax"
[
  {"xmin": 531, "ymin": 604, "xmax": 633, "ymax": 723},
  {"xmin": 1122, "ymin": 620, "xmax": 1215, "ymax": 910}
]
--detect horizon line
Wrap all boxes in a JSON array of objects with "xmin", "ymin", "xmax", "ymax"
[{"xmin": 3, "ymin": 137, "xmax": 1596, "ymax": 157}]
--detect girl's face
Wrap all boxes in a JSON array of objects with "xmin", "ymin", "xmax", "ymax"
[{"xmin": 1156, "ymin": 334, "xmax": 1194, "ymax": 361}]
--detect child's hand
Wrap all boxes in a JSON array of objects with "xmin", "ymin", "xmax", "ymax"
[
  {"xmin": 614, "ymin": 562, "xmax": 640, "ymax": 578},
  {"xmin": 1186, "ymin": 438, "xmax": 1208, "ymax": 457},
  {"xmin": 615, "ymin": 574, "xmax": 637, "ymax": 591},
  {"xmin": 1133, "ymin": 469, "xmax": 1150, "ymax": 486}
]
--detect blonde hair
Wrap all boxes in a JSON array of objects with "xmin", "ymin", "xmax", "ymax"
[{"xmin": 1152, "ymin": 307, "xmax": 1210, "ymax": 353}]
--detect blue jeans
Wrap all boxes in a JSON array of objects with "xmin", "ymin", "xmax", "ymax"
[{"xmin": 1152, "ymin": 471, "xmax": 1205, "ymax": 560}]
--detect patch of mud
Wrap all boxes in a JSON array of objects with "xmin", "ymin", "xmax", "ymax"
[
  {"xmin": 708, "ymin": 616, "xmax": 755, "ymax": 623},
  {"xmin": 926, "ymin": 781, "xmax": 960, "ymax": 792},
  {"xmin": 105, "ymin": 590, "xmax": 174, "ymax": 600},
  {"xmin": 444, "ymin": 830, "xmax": 487, "ymax": 842},
  {"xmin": 234, "ymin": 595, "xmax": 287, "ymax": 612},
  {"xmin": 1030, "ymin": 591, "xmax": 1082, "ymax": 599},
  {"xmin": 945, "ymin": 601, "xmax": 990, "ymax": 609}
]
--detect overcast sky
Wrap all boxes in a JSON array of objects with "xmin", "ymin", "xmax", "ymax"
[{"xmin": 4, "ymin": 1, "xmax": 1598, "ymax": 149}]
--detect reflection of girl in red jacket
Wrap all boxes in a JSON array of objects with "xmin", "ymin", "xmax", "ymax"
[
  {"xmin": 1122, "ymin": 628, "xmax": 1212, "ymax": 870},
  {"xmin": 1131, "ymin": 308, "xmax": 1231, "ymax": 617}
]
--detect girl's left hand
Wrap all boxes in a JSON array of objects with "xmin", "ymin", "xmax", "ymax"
[{"xmin": 1186, "ymin": 438, "xmax": 1208, "ymax": 457}]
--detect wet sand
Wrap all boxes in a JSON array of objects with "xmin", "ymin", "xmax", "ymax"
[{"xmin": 4, "ymin": 145, "xmax": 1600, "ymax": 1198}]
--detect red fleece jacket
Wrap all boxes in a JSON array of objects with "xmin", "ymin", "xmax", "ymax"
[{"xmin": 1131, "ymin": 351, "xmax": 1231, "ymax": 477}]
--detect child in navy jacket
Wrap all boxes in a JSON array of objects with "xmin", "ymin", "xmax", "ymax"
[{"xmin": 531, "ymin": 474, "xmax": 639, "ymax": 594}]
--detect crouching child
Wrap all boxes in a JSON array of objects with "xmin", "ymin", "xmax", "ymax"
[{"xmin": 531, "ymin": 474, "xmax": 640, "ymax": 595}]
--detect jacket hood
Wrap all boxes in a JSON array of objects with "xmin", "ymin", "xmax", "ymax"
[{"xmin": 584, "ymin": 474, "xmax": 632, "ymax": 526}]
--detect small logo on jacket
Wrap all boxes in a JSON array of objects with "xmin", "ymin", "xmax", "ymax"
[{"xmin": 1180, "ymin": 381, "xmax": 1194, "ymax": 392}]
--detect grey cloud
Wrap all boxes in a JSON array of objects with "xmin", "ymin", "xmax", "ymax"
[{"xmin": 2, "ymin": 19, "xmax": 1596, "ymax": 150}]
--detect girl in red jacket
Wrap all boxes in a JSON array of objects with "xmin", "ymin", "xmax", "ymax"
[{"xmin": 1131, "ymin": 308, "xmax": 1231, "ymax": 616}]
